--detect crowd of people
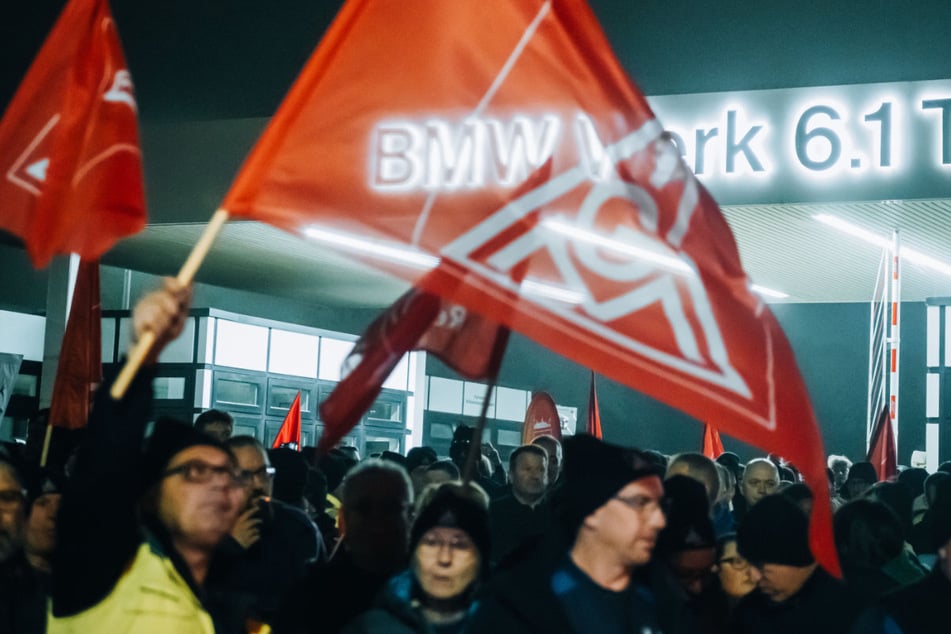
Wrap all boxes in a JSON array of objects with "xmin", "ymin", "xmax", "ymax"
[{"xmin": 1, "ymin": 280, "xmax": 950, "ymax": 633}]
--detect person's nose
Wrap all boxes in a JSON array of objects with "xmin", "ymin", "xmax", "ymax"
[
  {"xmin": 437, "ymin": 543, "xmax": 453, "ymax": 565},
  {"xmin": 748, "ymin": 566, "xmax": 762, "ymax": 584}
]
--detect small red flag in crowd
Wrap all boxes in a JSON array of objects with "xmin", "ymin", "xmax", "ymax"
[
  {"xmin": 0, "ymin": 0, "xmax": 145, "ymax": 268},
  {"xmin": 272, "ymin": 391, "xmax": 302, "ymax": 449},
  {"xmin": 702, "ymin": 423, "xmax": 725, "ymax": 460},
  {"xmin": 587, "ymin": 371, "xmax": 603, "ymax": 439}
]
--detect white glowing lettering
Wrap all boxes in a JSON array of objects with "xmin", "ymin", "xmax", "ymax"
[
  {"xmin": 573, "ymin": 114, "xmax": 615, "ymax": 180},
  {"xmin": 371, "ymin": 115, "xmax": 561, "ymax": 192},
  {"xmin": 486, "ymin": 115, "xmax": 561, "ymax": 185}
]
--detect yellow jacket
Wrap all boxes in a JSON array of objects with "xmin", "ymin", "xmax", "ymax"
[{"xmin": 48, "ymin": 540, "xmax": 215, "ymax": 634}]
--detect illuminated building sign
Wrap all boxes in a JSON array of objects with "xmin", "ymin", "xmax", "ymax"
[
  {"xmin": 369, "ymin": 79, "xmax": 950, "ymax": 206},
  {"xmin": 648, "ymin": 78, "xmax": 951, "ymax": 204}
]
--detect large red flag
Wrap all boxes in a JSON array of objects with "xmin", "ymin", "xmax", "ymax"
[
  {"xmin": 702, "ymin": 423, "xmax": 725, "ymax": 460},
  {"xmin": 587, "ymin": 371, "xmax": 602, "ymax": 439},
  {"xmin": 0, "ymin": 0, "xmax": 145, "ymax": 269},
  {"xmin": 273, "ymin": 391, "xmax": 302, "ymax": 449},
  {"xmin": 866, "ymin": 404, "xmax": 897, "ymax": 482},
  {"xmin": 49, "ymin": 259, "xmax": 102, "ymax": 430},
  {"xmin": 317, "ymin": 281, "xmax": 508, "ymax": 454},
  {"xmin": 223, "ymin": 0, "xmax": 838, "ymax": 574}
]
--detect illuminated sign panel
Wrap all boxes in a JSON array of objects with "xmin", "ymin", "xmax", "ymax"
[
  {"xmin": 647, "ymin": 78, "xmax": 951, "ymax": 204},
  {"xmin": 368, "ymin": 79, "xmax": 950, "ymax": 206}
]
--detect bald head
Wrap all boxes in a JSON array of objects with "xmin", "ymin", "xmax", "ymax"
[
  {"xmin": 741, "ymin": 459, "xmax": 780, "ymax": 507},
  {"xmin": 666, "ymin": 453, "xmax": 720, "ymax": 507}
]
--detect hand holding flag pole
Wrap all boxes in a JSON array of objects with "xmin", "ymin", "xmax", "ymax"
[{"xmin": 109, "ymin": 208, "xmax": 230, "ymax": 400}]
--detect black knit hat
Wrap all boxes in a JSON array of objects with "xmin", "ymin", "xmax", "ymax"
[
  {"xmin": 657, "ymin": 475, "xmax": 715, "ymax": 554},
  {"xmin": 26, "ymin": 468, "xmax": 66, "ymax": 508},
  {"xmin": 845, "ymin": 462, "xmax": 878, "ymax": 486},
  {"xmin": 554, "ymin": 434, "xmax": 663, "ymax": 538},
  {"xmin": 930, "ymin": 478, "xmax": 951, "ymax": 548},
  {"xmin": 737, "ymin": 494, "xmax": 814, "ymax": 566},
  {"xmin": 410, "ymin": 484, "xmax": 491, "ymax": 575},
  {"xmin": 141, "ymin": 417, "xmax": 231, "ymax": 488}
]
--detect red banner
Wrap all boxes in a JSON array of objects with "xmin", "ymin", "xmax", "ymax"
[
  {"xmin": 522, "ymin": 392, "xmax": 561, "ymax": 444},
  {"xmin": 0, "ymin": 0, "xmax": 145, "ymax": 268},
  {"xmin": 223, "ymin": 0, "xmax": 837, "ymax": 575},
  {"xmin": 49, "ymin": 259, "xmax": 102, "ymax": 430}
]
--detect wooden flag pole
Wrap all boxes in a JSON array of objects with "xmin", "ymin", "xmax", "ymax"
[
  {"xmin": 109, "ymin": 208, "xmax": 231, "ymax": 400},
  {"xmin": 39, "ymin": 423, "xmax": 54, "ymax": 468}
]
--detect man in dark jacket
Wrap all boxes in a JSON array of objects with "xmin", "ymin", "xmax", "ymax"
[
  {"xmin": 276, "ymin": 459, "xmax": 413, "ymax": 633},
  {"xmin": 488, "ymin": 444, "xmax": 551, "ymax": 566},
  {"xmin": 212, "ymin": 436, "xmax": 324, "ymax": 623},
  {"xmin": 852, "ymin": 480, "xmax": 951, "ymax": 633},
  {"xmin": 732, "ymin": 494, "xmax": 865, "ymax": 633},
  {"xmin": 467, "ymin": 434, "xmax": 667, "ymax": 634},
  {"xmin": 0, "ymin": 455, "xmax": 46, "ymax": 632}
]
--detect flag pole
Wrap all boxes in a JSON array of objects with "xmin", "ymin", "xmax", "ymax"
[
  {"xmin": 462, "ymin": 380, "xmax": 498, "ymax": 485},
  {"xmin": 39, "ymin": 423, "xmax": 53, "ymax": 467},
  {"xmin": 109, "ymin": 208, "xmax": 230, "ymax": 400}
]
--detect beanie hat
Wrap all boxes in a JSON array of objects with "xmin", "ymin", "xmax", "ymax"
[
  {"xmin": 554, "ymin": 434, "xmax": 663, "ymax": 538},
  {"xmin": 929, "ymin": 478, "xmax": 951, "ymax": 548},
  {"xmin": 268, "ymin": 447, "xmax": 309, "ymax": 506},
  {"xmin": 27, "ymin": 468, "xmax": 66, "ymax": 508},
  {"xmin": 657, "ymin": 475, "xmax": 716, "ymax": 554},
  {"xmin": 141, "ymin": 417, "xmax": 230, "ymax": 488},
  {"xmin": 410, "ymin": 483, "xmax": 491, "ymax": 575},
  {"xmin": 737, "ymin": 494, "xmax": 814, "ymax": 566},
  {"xmin": 845, "ymin": 462, "xmax": 878, "ymax": 486},
  {"xmin": 406, "ymin": 446, "xmax": 438, "ymax": 473}
]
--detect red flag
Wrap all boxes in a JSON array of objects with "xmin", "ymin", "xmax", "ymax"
[
  {"xmin": 587, "ymin": 371, "xmax": 602, "ymax": 439},
  {"xmin": 0, "ymin": 0, "xmax": 145, "ymax": 269},
  {"xmin": 522, "ymin": 392, "xmax": 561, "ymax": 444},
  {"xmin": 867, "ymin": 404, "xmax": 897, "ymax": 481},
  {"xmin": 49, "ymin": 259, "xmax": 102, "ymax": 430},
  {"xmin": 317, "ymin": 280, "xmax": 508, "ymax": 454},
  {"xmin": 273, "ymin": 391, "xmax": 302, "ymax": 449},
  {"xmin": 223, "ymin": 0, "xmax": 838, "ymax": 575},
  {"xmin": 702, "ymin": 423, "xmax": 725, "ymax": 460}
]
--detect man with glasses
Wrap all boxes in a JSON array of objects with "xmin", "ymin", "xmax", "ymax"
[
  {"xmin": 733, "ymin": 494, "xmax": 864, "ymax": 633},
  {"xmin": 213, "ymin": 436, "xmax": 323, "ymax": 622},
  {"xmin": 469, "ymin": 434, "xmax": 667, "ymax": 633},
  {"xmin": 0, "ymin": 455, "xmax": 47, "ymax": 632},
  {"xmin": 49, "ymin": 279, "xmax": 259, "ymax": 632}
]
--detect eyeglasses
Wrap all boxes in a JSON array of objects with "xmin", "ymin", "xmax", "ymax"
[
  {"xmin": 612, "ymin": 494, "xmax": 668, "ymax": 514},
  {"xmin": 163, "ymin": 460, "xmax": 244, "ymax": 487},
  {"xmin": 418, "ymin": 534, "xmax": 475, "ymax": 553},
  {"xmin": 717, "ymin": 556, "xmax": 751, "ymax": 571},
  {"xmin": 238, "ymin": 466, "xmax": 276, "ymax": 484},
  {"xmin": 0, "ymin": 489, "xmax": 25, "ymax": 510}
]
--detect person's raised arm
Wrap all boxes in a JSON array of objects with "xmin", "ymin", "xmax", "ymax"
[{"xmin": 52, "ymin": 278, "xmax": 193, "ymax": 616}]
